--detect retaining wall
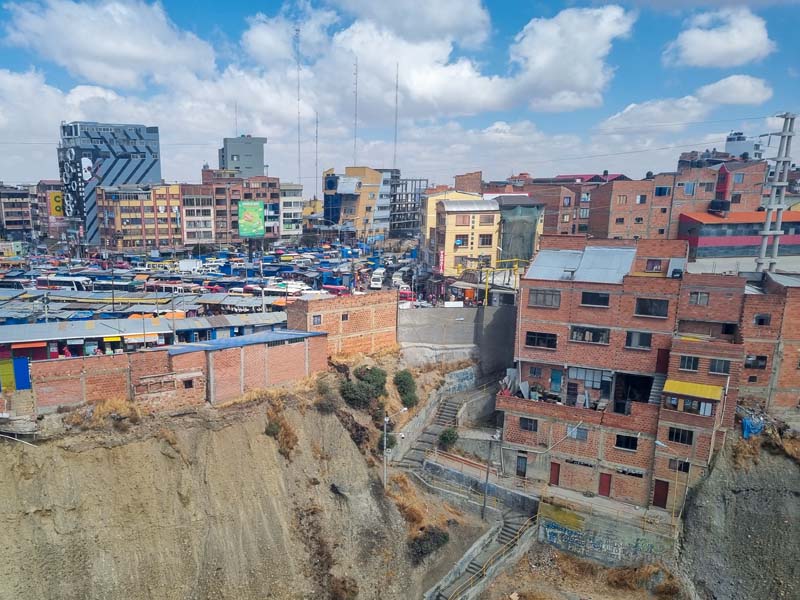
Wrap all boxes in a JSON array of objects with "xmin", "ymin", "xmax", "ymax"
[{"xmin": 537, "ymin": 502, "xmax": 675, "ymax": 566}]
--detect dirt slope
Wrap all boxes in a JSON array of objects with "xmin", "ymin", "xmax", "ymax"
[
  {"xmin": 679, "ymin": 441, "xmax": 800, "ymax": 600},
  {"xmin": 0, "ymin": 406, "xmax": 480, "ymax": 600}
]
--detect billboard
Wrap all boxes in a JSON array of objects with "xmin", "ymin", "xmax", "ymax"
[
  {"xmin": 48, "ymin": 191, "xmax": 64, "ymax": 218},
  {"xmin": 238, "ymin": 200, "xmax": 265, "ymax": 237}
]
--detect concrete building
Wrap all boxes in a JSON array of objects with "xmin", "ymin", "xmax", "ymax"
[
  {"xmin": 279, "ymin": 183, "xmax": 303, "ymax": 239},
  {"xmin": 36, "ymin": 180, "xmax": 63, "ymax": 240},
  {"xmin": 97, "ymin": 185, "xmax": 181, "ymax": 251},
  {"xmin": 58, "ymin": 121, "xmax": 161, "ymax": 246},
  {"xmin": 725, "ymin": 131, "xmax": 763, "ymax": 160},
  {"xmin": 390, "ymin": 177, "xmax": 428, "ymax": 237},
  {"xmin": 322, "ymin": 167, "xmax": 383, "ymax": 241},
  {"xmin": 419, "ymin": 190, "xmax": 480, "ymax": 273},
  {"xmin": 0, "ymin": 183, "xmax": 35, "ymax": 242},
  {"xmin": 218, "ymin": 135, "xmax": 267, "ymax": 178},
  {"xmin": 434, "ymin": 199, "xmax": 500, "ymax": 276}
]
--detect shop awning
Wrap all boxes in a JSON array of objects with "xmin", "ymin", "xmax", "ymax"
[
  {"xmin": 11, "ymin": 341, "xmax": 47, "ymax": 349},
  {"xmin": 66, "ymin": 338, "xmax": 84, "ymax": 345},
  {"xmin": 663, "ymin": 379, "xmax": 723, "ymax": 401},
  {"xmin": 103, "ymin": 336, "xmax": 121, "ymax": 342}
]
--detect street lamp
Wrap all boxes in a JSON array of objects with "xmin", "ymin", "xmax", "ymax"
[
  {"xmin": 655, "ymin": 439, "xmax": 691, "ymax": 528},
  {"xmin": 384, "ymin": 406, "xmax": 409, "ymax": 488}
]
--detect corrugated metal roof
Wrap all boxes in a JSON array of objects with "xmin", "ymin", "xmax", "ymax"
[
  {"xmin": 663, "ymin": 379, "xmax": 723, "ymax": 401},
  {"xmin": 525, "ymin": 247, "xmax": 635, "ymax": 284},
  {"xmin": 0, "ymin": 318, "xmax": 173, "ymax": 344},
  {"xmin": 438, "ymin": 199, "xmax": 499, "ymax": 212},
  {"xmin": 167, "ymin": 329, "xmax": 322, "ymax": 355}
]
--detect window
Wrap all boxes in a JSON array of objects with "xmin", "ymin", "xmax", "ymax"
[
  {"xmin": 479, "ymin": 214, "xmax": 494, "ymax": 225},
  {"xmin": 455, "ymin": 234, "xmax": 469, "ymax": 247},
  {"xmin": 581, "ymin": 291, "xmax": 609, "ymax": 307},
  {"xmin": 567, "ymin": 367, "xmax": 604, "ymax": 389},
  {"xmin": 455, "ymin": 214, "xmax": 470, "ymax": 226},
  {"xmin": 745, "ymin": 355, "xmax": 767, "ymax": 369},
  {"xmin": 683, "ymin": 399, "xmax": 713, "ymax": 416},
  {"xmin": 183, "ymin": 379, "xmax": 193, "ymax": 389},
  {"xmin": 570, "ymin": 326, "xmax": 610, "ymax": 344},
  {"xmin": 625, "ymin": 331, "xmax": 652, "ymax": 349},
  {"xmin": 615, "ymin": 217, "xmax": 625, "ymax": 224},
  {"xmin": 679, "ymin": 355, "xmax": 699, "ymax": 371},
  {"xmin": 562, "ymin": 214, "xmax": 570, "ymax": 222},
  {"xmin": 754, "ymin": 314, "xmax": 771, "ymax": 326},
  {"xmin": 701, "ymin": 182, "xmax": 715, "ymax": 193},
  {"xmin": 528, "ymin": 289, "xmax": 561, "ymax": 308},
  {"xmin": 655, "ymin": 186, "xmax": 671, "ymax": 197},
  {"xmin": 529, "ymin": 366, "xmax": 542, "ymax": 377},
  {"xmin": 669, "ymin": 427, "xmax": 694, "ymax": 445},
  {"xmin": 579, "ymin": 208, "xmax": 589, "ymax": 219},
  {"xmin": 683, "ymin": 182, "xmax": 695, "ymax": 196},
  {"xmin": 342, "ymin": 313, "xmax": 349, "ymax": 322},
  {"xmin": 567, "ymin": 426, "xmax": 588, "ymax": 441},
  {"xmin": 581, "ymin": 193, "xmax": 590, "ymax": 203},
  {"xmin": 658, "ymin": 228, "xmax": 666, "ymax": 235},
  {"xmin": 525, "ymin": 331, "xmax": 557, "ymax": 349},
  {"xmin": 615, "ymin": 435, "xmax": 638, "ymax": 451},
  {"xmin": 734, "ymin": 172, "xmax": 744, "ymax": 184},
  {"xmin": 520, "ymin": 417, "xmax": 538, "ymax": 432},
  {"xmin": 731, "ymin": 193, "xmax": 742, "ymax": 204},
  {"xmin": 635, "ymin": 298, "xmax": 669, "ymax": 317},
  {"xmin": 312, "ymin": 315, "xmax": 322, "ymax": 325},
  {"xmin": 617, "ymin": 195, "xmax": 627, "ymax": 205},
  {"xmin": 578, "ymin": 224, "xmax": 589, "ymax": 233},
  {"xmin": 478, "ymin": 234, "xmax": 493, "ymax": 247},
  {"xmin": 635, "ymin": 217, "xmax": 644, "ymax": 224},
  {"xmin": 669, "ymin": 459, "xmax": 690, "ymax": 473},
  {"xmin": 689, "ymin": 291, "xmax": 709, "ymax": 306},
  {"xmin": 709, "ymin": 359, "xmax": 730, "ymax": 375},
  {"xmin": 563, "ymin": 196, "xmax": 572, "ymax": 206},
  {"xmin": 636, "ymin": 194, "xmax": 647, "ymax": 205},
  {"xmin": 748, "ymin": 375, "xmax": 758, "ymax": 383},
  {"xmin": 645, "ymin": 259, "xmax": 662, "ymax": 272}
]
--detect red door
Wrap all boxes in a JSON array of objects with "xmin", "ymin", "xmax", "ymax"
[
  {"xmin": 599, "ymin": 473, "xmax": 612, "ymax": 497},
  {"xmin": 653, "ymin": 479, "xmax": 669, "ymax": 509},
  {"xmin": 656, "ymin": 349, "xmax": 670, "ymax": 374},
  {"xmin": 549, "ymin": 462, "xmax": 560, "ymax": 486}
]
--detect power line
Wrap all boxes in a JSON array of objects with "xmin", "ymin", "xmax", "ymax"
[{"xmin": 594, "ymin": 114, "xmax": 774, "ymax": 134}]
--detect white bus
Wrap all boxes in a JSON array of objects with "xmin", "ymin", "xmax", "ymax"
[{"xmin": 36, "ymin": 275, "xmax": 92, "ymax": 291}]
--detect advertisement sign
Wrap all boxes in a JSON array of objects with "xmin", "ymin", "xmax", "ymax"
[
  {"xmin": 48, "ymin": 191, "xmax": 64, "ymax": 217},
  {"xmin": 238, "ymin": 200, "xmax": 265, "ymax": 237}
]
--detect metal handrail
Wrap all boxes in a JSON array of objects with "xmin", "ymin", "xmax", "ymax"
[{"xmin": 446, "ymin": 514, "xmax": 538, "ymax": 600}]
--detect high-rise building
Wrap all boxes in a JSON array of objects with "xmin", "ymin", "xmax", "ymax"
[
  {"xmin": 58, "ymin": 121, "xmax": 161, "ymax": 246},
  {"xmin": 279, "ymin": 183, "xmax": 303, "ymax": 239},
  {"xmin": 218, "ymin": 135, "xmax": 267, "ymax": 178},
  {"xmin": 0, "ymin": 183, "xmax": 35, "ymax": 242}
]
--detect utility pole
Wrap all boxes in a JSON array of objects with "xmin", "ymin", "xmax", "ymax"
[{"xmin": 757, "ymin": 112, "xmax": 796, "ymax": 272}]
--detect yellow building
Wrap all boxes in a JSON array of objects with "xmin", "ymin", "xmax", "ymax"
[
  {"xmin": 97, "ymin": 184, "xmax": 182, "ymax": 251},
  {"xmin": 420, "ymin": 190, "xmax": 482, "ymax": 271},
  {"xmin": 323, "ymin": 166, "xmax": 390, "ymax": 241},
  {"xmin": 434, "ymin": 199, "xmax": 500, "ymax": 276}
]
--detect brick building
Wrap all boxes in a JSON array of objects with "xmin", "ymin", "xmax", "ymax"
[
  {"xmin": 494, "ymin": 236, "xmax": 780, "ymax": 513},
  {"xmin": 286, "ymin": 290, "xmax": 398, "ymax": 357},
  {"xmin": 454, "ymin": 171, "xmax": 483, "ymax": 194}
]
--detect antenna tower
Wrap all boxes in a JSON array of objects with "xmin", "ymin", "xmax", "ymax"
[
  {"xmin": 353, "ymin": 57, "xmax": 358, "ymax": 166},
  {"xmin": 295, "ymin": 27, "xmax": 301, "ymax": 185},
  {"xmin": 315, "ymin": 111, "xmax": 319, "ymax": 200},
  {"xmin": 393, "ymin": 63, "xmax": 399, "ymax": 169}
]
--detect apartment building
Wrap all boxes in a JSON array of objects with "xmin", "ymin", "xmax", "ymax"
[
  {"xmin": 0, "ymin": 183, "xmax": 36, "ymax": 242},
  {"xmin": 279, "ymin": 183, "xmax": 303, "ymax": 239},
  {"xmin": 97, "ymin": 185, "xmax": 181, "ymax": 251},
  {"xmin": 322, "ymin": 167, "xmax": 383, "ymax": 240},
  {"xmin": 419, "ymin": 190, "xmax": 480, "ymax": 273},
  {"xmin": 525, "ymin": 185, "xmax": 592, "ymax": 235},
  {"xmin": 173, "ymin": 184, "xmax": 214, "ymax": 246},
  {"xmin": 434, "ymin": 199, "xmax": 499, "ymax": 276},
  {"xmin": 35, "ymin": 180, "xmax": 62, "ymax": 239}
]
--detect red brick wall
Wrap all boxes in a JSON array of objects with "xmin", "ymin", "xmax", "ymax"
[
  {"xmin": 454, "ymin": 171, "xmax": 482, "ymax": 194},
  {"xmin": 287, "ymin": 291, "xmax": 398, "ymax": 357}
]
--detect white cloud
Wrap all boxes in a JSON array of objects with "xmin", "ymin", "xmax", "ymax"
[
  {"xmin": 696, "ymin": 75, "xmax": 773, "ymax": 104},
  {"xmin": 663, "ymin": 8, "xmax": 776, "ymax": 67},
  {"xmin": 327, "ymin": 0, "xmax": 491, "ymax": 48},
  {"xmin": 4, "ymin": 0, "xmax": 216, "ymax": 87},
  {"xmin": 510, "ymin": 6, "xmax": 636, "ymax": 111}
]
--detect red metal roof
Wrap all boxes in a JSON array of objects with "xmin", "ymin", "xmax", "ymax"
[{"xmin": 680, "ymin": 211, "xmax": 800, "ymax": 225}]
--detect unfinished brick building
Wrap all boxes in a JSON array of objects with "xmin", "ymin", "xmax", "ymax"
[{"xmin": 496, "ymin": 235, "xmax": 800, "ymax": 514}]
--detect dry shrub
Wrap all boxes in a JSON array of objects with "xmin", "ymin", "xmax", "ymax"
[
  {"xmin": 732, "ymin": 436, "xmax": 761, "ymax": 470},
  {"xmin": 654, "ymin": 579, "xmax": 682, "ymax": 599},
  {"xmin": 156, "ymin": 427, "xmax": 179, "ymax": 449},
  {"xmin": 557, "ymin": 553, "xmax": 598, "ymax": 578},
  {"xmin": 330, "ymin": 575, "xmax": 359, "ymax": 600},
  {"xmin": 89, "ymin": 397, "xmax": 141, "ymax": 429},
  {"xmin": 397, "ymin": 503, "xmax": 425, "ymax": 526},
  {"xmin": 62, "ymin": 409, "xmax": 87, "ymax": 428},
  {"xmin": 265, "ymin": 397, "xmax": 298, "ymax": 460},
  {"xmin": 606, "ymin": 564, "xmax": 663, "ymax": 590}
]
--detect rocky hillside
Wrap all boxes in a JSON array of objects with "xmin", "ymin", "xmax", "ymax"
[
  {"xmin": 0, "ymin": 402, "xmax": 480, "ymax": 599},
  {"xmin": 680, "ymin": 437, "xmax": 800, "ymax": 600}
]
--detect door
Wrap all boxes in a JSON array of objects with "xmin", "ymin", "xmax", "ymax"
[
  {"xmin": 656, "ymin": 349, "xmax": 670, "ymax": 374},
  {"xmin": 566, "ymin": 382, "xmax": 578, "ymax": 406},
  {"xmin": 653, "ymin": 479, "xmax": 669, "ymax": 509},
  {"xmin": 516, "ymin": 454, "xmax": 528, "ymax": 478},
  {"xmin": 12, "ymin": 357, "xmax": 30, "ymax": 391},
  {"xmin": 599, "ymin": 473, "xmax": 612, "ymax": 497},
  {"xmin": 550, "ymin": 369, "xmax": 563, "ymax": 393},
  {"xmin": 549, "ymin": 462, "xmax": 561, "ymax": 486}
]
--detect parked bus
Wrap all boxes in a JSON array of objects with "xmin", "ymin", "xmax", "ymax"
[
  {"xmin": 92, "ymin": 280, "xmax": 145, "ymax": 293},
  {"xmin": 144, "ymin": 280, "xmax": 201, "ymax": 294},
  {"xmin": 36, "ymin": 275, "xmax": 92, "ymax": 291}
]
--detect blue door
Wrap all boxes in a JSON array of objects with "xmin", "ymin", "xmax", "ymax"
[
  {"xmin": 13, "ymin": 357, "xmax": 31, "ymax": 390},
  {"xmin": 550, "ymin": 369, "xmax": 562, "ymax": 393}
]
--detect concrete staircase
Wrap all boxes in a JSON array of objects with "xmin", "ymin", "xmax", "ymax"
[
  {"xmin": 435, "ymin": 397, "xmax": 462, "ymax": 427},
  {"xmin": 398, "ymin": 424, "xmax": 443, "ymax": 469},
  {"xmin": 649, "ymin": 373, "xmax": 667, "ymax": 404},
  {"xmin": 434, "ymin": 512, "xmax": 534, "ymax": 600}
]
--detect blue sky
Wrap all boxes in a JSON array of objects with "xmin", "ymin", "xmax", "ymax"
[{"xmin": 0, "ymin": 0, "xmax": 798, "ymax": 187}]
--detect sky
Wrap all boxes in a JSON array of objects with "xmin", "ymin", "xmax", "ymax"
[{"xmin": 0, "ymin": 0, "xmax": 798, "ymax": 192}]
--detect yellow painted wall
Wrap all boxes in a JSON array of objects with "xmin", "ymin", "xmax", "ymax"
[{"xmin": 435, "ymin": 203, "xmax": 500, "ymax": 276}]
